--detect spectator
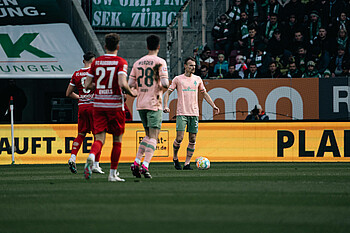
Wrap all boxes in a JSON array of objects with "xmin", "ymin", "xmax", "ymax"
[
  {"xmin": 283, "ymin": 0, "xmax": 305, "ymax": 23},
  {"xmin": 199, "ymin": 46, "xmax": 215, "ymax": 74},
  {"xmin": 213, "ymin": 54, "xmax": 229, "ymax": 78},
  {"xmin": 245, "ymin": 104, "xmax": 269, "ymax": 120},
  {"xmin": 200, "ymin": 65, "xmax": 210, "ymax": 80},
  {"xmin": 224, "ymin": 65, "xmax": 241, "ymax": 79},
  {"xmin": 193, "ymin": 47, "xmax": 201, "ymax": 75},
  {"xmin": 312, "ymin": 27, "xmax": 332, "ymax": 72},
  {"xmin": 266, "ymin": 28, "xmax": 291, "ymax": 66},
  {"xmin": 334, "ymin": 28, "xmax": 349, "ymax": 54},
  {"xmin": 260, "ymin": 13, "xmax": 281, "ymax": 44},
  {"xmin": 212, "ymin": 14, "xmax": 234, "ymax": 59},
  {"xmin": 245, "ymin": 0, "xmax": 260, "ymax": 24},
  {"xmin": 261, "ymin": 0, "xmax": 282, "ymax": 21},
  {"xmin": 235, "ymin": 11, "xmax": 250, "ymax": 49},
  {"xmin": 333, "ymin": 11, "xmax": 350, "ymax": 34},
  {"xmin": 286, "ymin": 61, "xmax": 302, "ymax": 78},
  {"xmin": 266, "ymin": 61, "xmax": 283, "ymax": 78},
  {"xmin": 235, "ymin": 55, "xmax": 248, "ymax": 78},
  {"xmin": 322, "ymin": 69, "xmax": 332, "ymax": 78},
  {"xmin": 242, "ymin": 25, "xmax": 263, "ymax": 63},
  {"xmin": 329, "ymin": 46, "xmax": 350, "ymax": 77},
  {"xmin": 284, "ymin": 14, "xmax": 304, "ymax": 46},
  {"xmin": 226, "ymin": 0, "xmax": 244, "ymax": 22},
  {"xmin": 295, "ymin": 46, "xmax": 309, "ymax": 73},
  {"xmin": 288, "ymin": 30, "xmax": 308, "ymax": 56},
  {"xmin": 244, "ymin": 62, "xmax": 262, "ymax": 78},
  {"xmin": 307, "ymin": 11, "xmax": 322, "ymax": 44},
  {"xmin": 253, "ymin": 43, "xmax": 268, "ymax": 73},
  {"xmin": 302, "ymin": 60, "xmax": 321, "ymax": 78},
  {"xmin": 327, "ymin": 0, "xmax": 347, "ymax": 29}
]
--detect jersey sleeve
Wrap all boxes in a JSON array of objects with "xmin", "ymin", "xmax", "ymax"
[
  {"xmin": 70, "ymin": 72, "xmax": 78, "ymax": 86},
  {"xmin": 129, "ymin": 63, "xmax": 137, "ymax": 80},
  {"xmin": 87, "ymin": 60, "xmax": 96, "ymax": 77},
  {"xmin": 168, "ymin": 76, "xmax": 177, "ymax": 91},
  {"xmin": 118, "ymin": 58, "xmax": 128, "ymax": 77},
  {"xmin": 198, "ymin": 77, "xmax": 206, "ymax": 93},
  {"xmin": 159, "ymin": 59, "xmax": 168, "ymax": 80}
]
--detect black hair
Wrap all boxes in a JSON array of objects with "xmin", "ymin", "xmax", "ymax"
[
  {"xmin": 105, "ymin": 33, "xmax": 120, "ymax": 51},
  {"xmin": 147, "ymin": 35, "xmax": 160, "ymax": 50},
  {"xmin": 184, "ymin": 57, "xmax": 196, "ymax": 65},
  {"xmin": 83, "ymin": 51, "xmax": 96, "ymax": 62}
]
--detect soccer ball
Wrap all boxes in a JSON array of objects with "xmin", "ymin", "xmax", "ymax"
[{"xmin": 196, "ymin": 156, "xmax": 210, "ymax": 170}]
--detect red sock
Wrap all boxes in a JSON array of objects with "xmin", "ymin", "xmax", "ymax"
[
  {"xmin": 95, "ymin": 151, "xmax": 101, "ymax": 162},
  {"xmin": 71, "ymin": 135, "xmax": 85, "ymax": 156},
  {"xmin": 111, "ymin": 142, "xmax": 121, "ymax": 169},
  {"xmin": 90, "ymin": 140, "xmax": 103, "ymax": 156}
]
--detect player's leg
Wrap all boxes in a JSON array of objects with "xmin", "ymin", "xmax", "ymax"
[
  {"xmin": 173, "ymin": 115, "xmax": 186, "ymax": 170},
  {"xmin": 139, "ymin": 110, "xmax": 162, "ymax": 178},
  {"xmin": 69, "ymin": 108, "xmax": 89, "ymax": 173},
  {"xmin": 183, "ymin": 116, "xmax": 198, "ymax": 170},
  {"xmin": 183, "ymin": 133, "xmax": 197, "ymax": 170},
  {"xmin": 68, "ymin": 132, "xmax": 86, "ymax": 174},
  {"xmin": 131, "ymin": 110, "xmax": 150, "ymax": 178},
  {"xmin": 84, "ymin": 108, "xmax": 106, "ymax": 180},
  {"xmin": 84, "ymin": 131, "xmax": 105, "ymax": 179},
  {"xmin": 91, "ymin": 137, "xmax": 104, "ymax": 174},
  {"xmin": 107, "ymin": 110, "xmax": 125, "ymax": 182}
]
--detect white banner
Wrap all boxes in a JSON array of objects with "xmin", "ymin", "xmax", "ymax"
[{"xmin": 0, "ymin": 23, "xmax": 84, "ymax": 79}]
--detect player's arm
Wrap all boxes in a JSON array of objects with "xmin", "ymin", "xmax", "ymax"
[
  {"xmin": 84, "ymin": 75, "xmax": 94, "ymax": 91},
  {"xmin": 66, "ymin": 83, "xmax": 79, "ymax": 99},
  {"xmin": 202, "ymin": 91, "xmax": 220, "ymax": 115},
  {"xmin": 118, "ymin": 73, "xmax": 137, "ymax": 97},
  {"xmin": 163, "ymin": 88, "xmax": 174, "ymax": 113}
]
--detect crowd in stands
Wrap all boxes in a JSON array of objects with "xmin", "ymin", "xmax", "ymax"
[{"xmin": 194, "ymin": 0, "xmax": 350, "ymax": 79}]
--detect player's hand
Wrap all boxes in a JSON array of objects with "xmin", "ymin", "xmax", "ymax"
[
  {"xmin": 213, "ymin": 106, "xmax": 220, "ymax": 115},
  {"xmin": 163, "ymin": 107, "xmax": 170, "ymax": 113}
]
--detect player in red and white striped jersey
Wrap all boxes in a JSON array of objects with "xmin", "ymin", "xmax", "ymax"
[
  {"xmin": 66, "ymin": 52, "xmax": 105, "ymax": 174},
  {"xmin": 84, "ymin": 33, "xmax": 137, "ymax": 182}
]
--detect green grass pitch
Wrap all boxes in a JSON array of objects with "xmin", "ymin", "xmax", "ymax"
[{"xmin": 0, "ymin": 162, "xmax": 350, "ymax": 233}]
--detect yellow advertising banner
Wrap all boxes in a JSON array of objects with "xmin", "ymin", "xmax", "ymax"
[{"xmin": 0, "ymin": 122, "xmax": 349, "ymax": 165}]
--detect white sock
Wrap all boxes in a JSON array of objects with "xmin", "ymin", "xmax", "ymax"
[
  {"xmin": 70, "ymin": 154, "xmax": 76, "ymax": 162},
  {"xmin": 135, "ymin": 158, "xmax": 141, "ymax": 165},
  {"xmin": 143, "ymin": 161, "xmax": 149, "ymax": 168},
  {"xmin": 110, "ymin": 169, "xmax": 116, "ymax": 177},
  {"xmin": 93, "ymin": 162, "xmax": 99, "ymax": 167},
  {"xmin": 88, "ymin": 154, "xmax": 95, "ymax": 163}
]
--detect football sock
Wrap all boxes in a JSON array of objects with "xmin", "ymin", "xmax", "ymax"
[
  {"xmin": 71, "ymin": 134, "xmax": 85, "ymax": 158},
  {"xmin": 70, "ymin": 154, "xmax": 76, "ymax": 162},
  {"xmin": 93, "ymin": 161, "xmax": 99, "ymax": 167},
  {"xmin": 90, "ymin": 140, "xmax": 103, "ymax": 157},
  {"xmin": 134, "ymin": 158, "xmax": 141, "ymax": 165},
  {"xmin": 95, "ymin": 151, "xmax": 101, "ymax": 163},
  {"xmin": 142, "ymin": 161, "xmax": 149, "ymax": 168},
  {"xmin": 136, "ymin": 136, "xmax": 150, "ymax": 161},
  {"xmin": 185, "ymin": 142, "xmax": 196, "ymax": 165},
  {"xmin": 110, "ymin": 169, "xmax": 116, "ymax": 177},
  {"xmin": 173, "ymin": 139, "xmax": 181, "ymax": 160},
  {"xmin": 144, "ymin": 138, "xmax": 157, "ymax": 165},
  {"xmin": 111, "ymin": 142, "xmax": 121, "ymax": 169}
]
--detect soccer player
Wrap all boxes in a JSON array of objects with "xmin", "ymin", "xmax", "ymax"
[
  {"xmin": 66, "ymin": 52, "xmax": 104, "ymax": 174},
  {"xmin": 84, "ymin": 33, "xmax": 136, "ymax": 182},
  {"xmin": 163, "ymin": 57, "xmax": 220, "ymax": 170},
  {"xmin": 128, "ymin": 35, "xmax": 169, "ymax": 179}
]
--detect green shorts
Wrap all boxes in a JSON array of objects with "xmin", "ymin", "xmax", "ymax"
[
  {"xmin": 138, "ymin": 110, "xmax": 162, "ymax": 129},
  {"xmin": 176, "ymin": 115, "xmax": 199, "ymax": 133}
]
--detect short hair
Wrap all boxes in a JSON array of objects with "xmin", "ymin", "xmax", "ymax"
[
  {"xmin": 269, "ymin": 61, "xmax": 277, "ymax": 66},
  {"xmin": 147, "ymin": 35, "xmax": 160, "ymax": 50},
  {"xmin": 249, "ymin": 62, "xmax": 257, "ymax": 67},
  {"xmin": 105, "ymin": 33, "xmax": 120, "ymax": 51},
  {"xmin": 200, "ymin": 65, "xmax": 208, "ymax": 70},
  {"xmin": 184, "ymin": 57, "xmax": 196, "ymax": 65},
  {"xmin": 83, "ymin": 51, "xmax": 96, "ymax": 62}
]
